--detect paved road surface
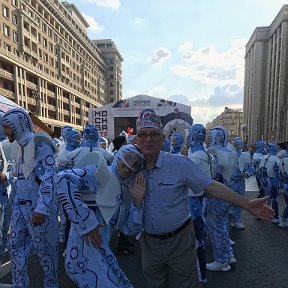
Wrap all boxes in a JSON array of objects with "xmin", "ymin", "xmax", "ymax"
[{"xmin": 1, "ymin": 178, "xmax": 288, "ymax": 287}]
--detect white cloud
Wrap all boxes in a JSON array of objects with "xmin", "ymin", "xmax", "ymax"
[
  {"xmin": 147, "ymin": 48, "xmax": 172, "ymax": 65},
  {"xmin": 178, "ymin": 41, "xmax": 194, "ymax": 52},
  {"xmin": 131, "ymin": 17, "xmax": 145, "ymax": 26},
  {"xmin": 87, "ymin": 0, "xmax": 120, "ymax": 10},
  {"xmin": 82, "ymin": 13, "xmax": 104, "ymax": 33},
  {"xmin": 147, "ymin": 85, "xmax": 168, "ymax": 97},
  {"xmin": 171, "ymin": 39, "xmax": 247, "ymax": 86},
  {"xmin": 167, "ymin": 83, "xmax": 243, "ymax": 125}
]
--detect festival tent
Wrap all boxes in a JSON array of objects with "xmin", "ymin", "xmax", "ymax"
[
  {"xmin": 0, "ymin": 95, "xmax": 54, "ymax": 136},
  {"xmin": 88, "ymin": 94, "xmax": 193, "ymax": 140}
]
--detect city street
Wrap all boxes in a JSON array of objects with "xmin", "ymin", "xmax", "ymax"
[{"xmin": 0, "ymin": 183, "xmax": 288, "ymax": 287}]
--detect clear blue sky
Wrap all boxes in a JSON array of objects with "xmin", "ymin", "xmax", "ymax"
[{"xmin": 67, "ymin": 0, "xmax": 287, "ymax": 124}]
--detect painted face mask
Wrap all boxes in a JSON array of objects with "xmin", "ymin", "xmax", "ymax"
[
  {"xmin": 111, "ymin": 144, "xmax": 144, "ymax": 180},
  {"xmin": 61, "ymin": 125, "xmax": 73, "ymax": 143},
  {"xmin": 189, "ymin": 124, "xmax": 206, "ymax": 148},
  {"xmin": 267, "ymin": 143, "xmax": 278, "ymax": 156},
  {"xmin": 161, "ymin": 138, "xmax": 171, "ymax": 152},
  {"xmin": 171, "ymin": 132, "xmax": 184, "ymax": 153},
  {"xmin": 82, "ymin": 124, "xmax": 99, "ymax": 147},
  {"xmin": 207, "ymin": 126, "xmax": 228, "ymax": 149},
  {"xmin": 99, "ymin": 137, "xmax": 108, "ymax": 149},
  {"xmin": 232, "ymin": 137, "xmax": 243, "ymax": 155},
  {"xmin": 255, "ymin": 140, "xmax": 266, "ymax": 154},
  {"xmin": 2, "ymin": 108, "xmax": 33, "ymax": 144},
  {"xmin": 66, "ymin": 129, "xmax": 82, "ymax": 151}
]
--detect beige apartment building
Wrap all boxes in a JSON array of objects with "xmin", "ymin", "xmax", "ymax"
[
  {"xmin": 0, "ymin": 0, "xmax": 123, "ymax": 136},
  {"xmin": 206, "ymin": 107, "xmax": 245, "ymax": 143},
  {"xmin": 244, "ymin": 5, "xmax": 288, "ymax": 145}
]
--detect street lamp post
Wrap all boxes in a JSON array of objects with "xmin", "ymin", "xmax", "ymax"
[
  {"xmin": 32, "ymin": 90, "xmax": 41, "ymax": 116},
  {"xmin": 242, "ymin": 123, "xmax": 248, "ymax": 144}
]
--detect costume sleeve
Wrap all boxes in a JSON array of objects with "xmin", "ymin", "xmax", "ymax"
[
  {"xmin": 34, "ymin": 141, "xmax": 57, "ymax": 216},
  {"xmin": 110, "ymin": 181, "xmax": 144, "ymax": 235},
  {"xmin": 54, "ymin": 168, "xmax": 100, "ymax": 236},
  {"xmin": 117, "ymin": 203, "xmax": 144, "ymax": 235},
  {"xmin": 245, "ymin": 163, "xmax": 255, "ymax": 177}
]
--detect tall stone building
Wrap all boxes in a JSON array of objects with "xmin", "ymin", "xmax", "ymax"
[
  {"xmin": 244, "ymin": 5, "xmax": 288, "ymax": 144},
  {"xmin": 0, "ymin": 0, "xmax": 123, "ymax": 135},
  {"xmin": 206, "ymin": 107, "xmax": 244, "ymax": 143},
  {"xmin": 93, "ymin": 39, "xmax": 123, "ymax": 104}
]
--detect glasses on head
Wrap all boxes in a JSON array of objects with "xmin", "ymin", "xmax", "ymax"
[
  {"xmin": 137, "ymin": 132, "xmax": 162, "ymax": 141},
  {"xmin": 120, "ymin": 155, "xmax": 142, "ymax": 172}
]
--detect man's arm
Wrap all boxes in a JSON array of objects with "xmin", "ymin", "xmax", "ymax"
[{"xmin": 205, "ymin": 180, "xmax": 274, "ymax": 220}]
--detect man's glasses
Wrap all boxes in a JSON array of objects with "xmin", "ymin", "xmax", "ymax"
[{"xmin": 137, "ymin": 132, "xmax": 162, "ymax": 141}]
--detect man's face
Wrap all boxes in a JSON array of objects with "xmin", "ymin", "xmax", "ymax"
[
  {"xmin": 137, "ymin": 128, "xmax": 164, "ymax": 158},
  {"xmin": 2, "ymin": 124, "xmax": 14, "ymax": 143}
]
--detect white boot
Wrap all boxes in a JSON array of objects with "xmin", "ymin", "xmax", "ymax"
[
  {"xmin": 279, "ymin": 219, "xmax": 288, "ymax": 228},
  {"xmin": 206, "ymin": 261, "xmax": 231, "ymax": 271}
]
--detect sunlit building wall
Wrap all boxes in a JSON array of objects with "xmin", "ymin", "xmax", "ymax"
[
  {"xmin": 0, "ymin": 0, "xmax": 122, "ymax": 135},
  {"xmin": 244, "ymin": 5, "xmax": 288, "ymax": 144}
]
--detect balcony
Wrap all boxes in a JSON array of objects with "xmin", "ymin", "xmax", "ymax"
[
  {"xmin": 62, "ymin": 97, "xmax": 69, "ymax": 104},
  {"xmin": 26, "ymin": 80, "xmax": 37, "ymax": 90},
  {"xmin": 21, "ymin": 11, "xmax": 39, "ymax": 28},
  {"xmin": 0, "ymin": 88, "xmax": 15, "ymax": 99},
  {"xmin": 47, "ymin": 104, "xmax": 56, "ymax": 110},
  {"xmin": 63, "ymin": 110, "xmax": 70, "ymax": 116},
  {"xmin": 27, "ymin": 97, "xmax": 36, "ymax": 105},
  {"xmin": 23, "ymin": 28, "xmax": 30, "ymax": 38},
  {"xmin": 47, "ymin": 90, "xmax": 55, "ymax": 97},
  {"xmin": 61, "ymin": 71, "xmax": 70, "ymax": 80},
  {"xmin": 0, "ymin": 68, "xmax": 14, "ymax": 81},
  {"xmin": 61, "ymin": 58, "xmax": 70, "ymax": 67}
]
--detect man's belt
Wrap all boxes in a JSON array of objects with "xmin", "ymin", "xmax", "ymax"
[{"xmin": 145, "ymin": 218, "xmax": 191, "ymax": 240}]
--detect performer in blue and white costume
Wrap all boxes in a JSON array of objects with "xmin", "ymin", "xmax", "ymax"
[
  {"xmin": 186, "ymin": 124, "xmax": 214, "ymax": 284},
  {"xmin": 279, "ymin": 149, "xmax": 288, "ymax": 228},
  {"xmin": 252, "ymin": 140, "xmax": 266, "ymax": 198},
  {"xmin": 58, "ymin": 128, "xmax": 82, "ymax": 244},
  {"xmin": 58, "ymin": 128, "xmax": 82, "ymax": 170},
  {"xmin": 204, "ymin": 126, "xmax": 237, "ymax": 272},
  {"xmin": 161, "ymin": 137, "xmax": 171, "ymax": 152},
  {"xmin": 170, "ymin": 132, "xmax": 184, "ymax": 154},
  {"xmin": 98, "ymin": 136, "xmax": 109, "ymax": 150},
  {"xmin": 54, "ymin": 144, "xmax": 145, "ymax": 287},
  {"xmin": 68, "ymin": 124, "xmax": 114, "ymax": 166},
  {"xmin": 258, "ymin": 143, "xmax": 281, "ymax": 223},
  {"xmin": 2, "ymin": 108, "xmax": 59, "ymax": 288},
  {"xmin": 58, "ymin": 125, "xmax": 73, "ymax": 155},
  {"xmin": 229, "ymin": 137, "xmax": 255, "ymax": 229},
  {"xmin": 0, "ymin": 113, "xmax": 16, "ymax": 273}
]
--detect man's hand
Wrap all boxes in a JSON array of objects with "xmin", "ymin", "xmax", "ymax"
[
  {"xmin": 84, "ymin": 224, "xmax": 105, "ymax": 247},
  {"xmin": 128, "ymin": 172, "xmax": 146, "ymax": 208},
  {"xmin": 246, "ymin": 196, "xmax": 275, "ymax": 220},
  {"xmin": 32, "ymin": 212, "xmax": 46, "ymax": 226},
  {"xmin": 0, "ymin": 172, "xmax": 7, "ymax": 182}
]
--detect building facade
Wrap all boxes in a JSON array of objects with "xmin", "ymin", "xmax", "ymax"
[
  {"xmin": 244, "ymin": 5, "xmax": 288, "ymax": 144},
  {"xmin": 93, "ymin": 39, "xmax": 123, "ymax": 104},
  {"xmin": 206, "ymin": 107, "xmax": 244, "ymax": 143},
  {"xmin": 0, "ymin": 0, "xmax": 123, "ymax": 135}
]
